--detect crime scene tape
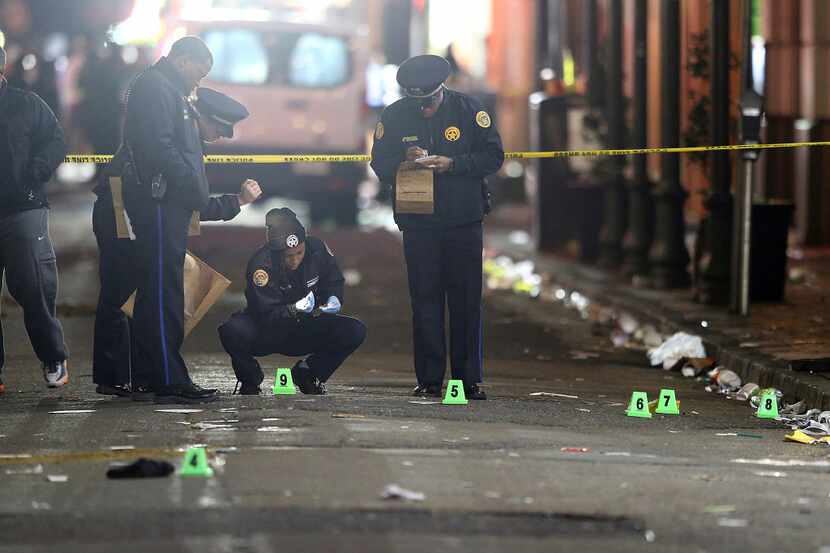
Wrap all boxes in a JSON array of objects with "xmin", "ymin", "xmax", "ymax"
[{"xmin": 63, "ymin": 141, "xmax": 830, "ymax": 164}]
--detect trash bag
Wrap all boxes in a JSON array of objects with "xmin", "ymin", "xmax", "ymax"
[{"xmin": 648, "ymin": 333, "xmax": 706, "ymax": 370}]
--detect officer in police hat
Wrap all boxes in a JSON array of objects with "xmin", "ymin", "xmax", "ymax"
[
  {"xmin": 218, "ymin": 208, "xmax": 366, "ymax": 395},
  {"xmin": 370, "ymin": 54, "xmax": 504, "ymax": 400},
  {"xmin": 92, "ymin": 83, "xmax": 261, "ymax": 400}
]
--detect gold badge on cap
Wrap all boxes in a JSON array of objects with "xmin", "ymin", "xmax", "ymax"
[
  {"xmin": 476, "ymin": 111, "xmax": 491, "ymax": 128},
  {"xmin": 375, "ymin": 122, "xmax": 385, "ymax": 140},
  {"xmin": 252, "ymin": 269, "xmax": 269, "ymax": 287},
  {"xmin": 444, "ymin": 126, "xmax": 461, "ymax": 142}
]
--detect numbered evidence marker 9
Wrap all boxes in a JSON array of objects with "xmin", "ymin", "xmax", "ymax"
[
  {"xmin": 273, "ymin": 368, "xmax": 296, "ymax": 395},
  {"xmin": 625, "ymin": 391, "xmax": 652, "ymax": 418},
  {"xmin": 442, "ymin": 379, "xmax": 468, "ymax": 405},
  {"xmin": 180, "ymin": 447, "xmax": 214, "ymax": 477},
  {"xmin": 655, "ymin": 388, "xmax": 680, "ymax": 415},
  {"xmin": 756, "ymin": 391, "xmax": 779, "ymax": 419}
]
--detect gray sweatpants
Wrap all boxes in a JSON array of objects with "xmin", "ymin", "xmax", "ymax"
[{"xmin": 0, "ymin": 208, "xmax": 68, "ymax": 371}]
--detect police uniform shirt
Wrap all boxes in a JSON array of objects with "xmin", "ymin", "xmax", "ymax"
[
  {"xmin": 244, "ymin": 237, "xmax": 345, "ymax": 326},
  {"xmin": 370, "ymin": 88, "xmax": 504, "ymax": 230}
]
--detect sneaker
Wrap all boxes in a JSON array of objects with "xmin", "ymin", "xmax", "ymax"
[
  {"xmin": 412, "ymin": 384, "xmax": 441, "ymax": 398},
  {"xmin": 154, "ymin": 382, "xmax": 218, "ymax": 404},
  {"xmin": 464, "ymin": 384, "xmax": 487, "ymax": 400},
  {"xmin": 96, "ymin": 383, "xmax": 132, "ymax": 397},
  {"xmin": 291, "ymin": 362, "xmax": 326, "ymax": 395},
  {"xmin": 130, "ymin": 385, "xmax": 154, "ymax": 402},
  {"xmin": 43, "ymin": 361, "xmax": 69, "ymax": 388},
  {"xmin": 232, "ymin": 381, "xmax": 261, "ymax": 396}
]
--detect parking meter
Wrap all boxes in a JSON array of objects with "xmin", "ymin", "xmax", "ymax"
[{"xmin": 740, "ymin": 89, "xmax": 764, "ymax": 160}]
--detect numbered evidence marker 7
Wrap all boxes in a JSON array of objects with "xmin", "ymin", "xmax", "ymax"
[
  {"xmin": 443, "ymin": 379, "xmax": 468, "ymax": 405},
  {"xmin": 273, "ymin": 368, "xmax": 296, "ymax": 395},
  {"xmin": 625, "ymin": 391, "xmax": 652, "ymax": 418},
  {"xmin": 655, "ymin": 388, "xmax": 680, "ymax": 415}
]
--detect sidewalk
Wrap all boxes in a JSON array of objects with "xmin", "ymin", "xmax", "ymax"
[{"xmin": 486, "ymin": 206, "xmax": 830, "ymax": 409}]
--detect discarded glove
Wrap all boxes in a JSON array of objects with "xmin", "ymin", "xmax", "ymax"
[
  {"xmin": 294, "ymin": 291, "xmax": 315, "ymax": 314},
  {"xmin": 106, "ymin": 458, "xmax": 175, "ymax": 479}
]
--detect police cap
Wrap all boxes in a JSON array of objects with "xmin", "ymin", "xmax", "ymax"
[
  {"xmin": 266, "ymin": 208, "xmax": 306, "ymax": 251},
  {"xmin": 194, "ymin": 87, "xmax": 249, "ymax": 138},
  {"xmin": 396, "ymin": 55, "xmax": 451, "ymax": 98}
]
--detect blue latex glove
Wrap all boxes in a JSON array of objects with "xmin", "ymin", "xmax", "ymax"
[
  {"xmin": 294, "ymin": 291, "xmax": 315, "ymax": 314},
  {"xmin": 320, "ymin": 295, "xmax": 342, "ymax": 314}
]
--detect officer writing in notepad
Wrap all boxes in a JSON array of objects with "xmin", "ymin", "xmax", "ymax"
[{"xmin": 370, "ymin": 55, "xmax": 504, "ymax": 400}]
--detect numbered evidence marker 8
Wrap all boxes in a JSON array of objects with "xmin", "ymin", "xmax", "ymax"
[
  {"xmin": 625, "ymin": 391, "xmax": 652, "ymax": 418},
  {"xmin": 756, "ymin": 391, "xmax": 779, "ymax": 419},
  {"xmin": 273, "ymin": 368, "xmax": 296, "ymax": 395},
  {"xmin": 655, "ymin": 388, "xmax": 680, "ymax": 415},
  {"xmin": 180, "ymin": 447, "xmax": 214, "ymax": 477},
  {"xmin": 442, "ymin": 379, "xmax": 468, "ymax": 405}
]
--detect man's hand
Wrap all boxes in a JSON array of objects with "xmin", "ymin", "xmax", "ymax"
[
  {"xmin": 415, "ymin": 155, "xmax": 453, "ymax": 174},
  {"xmin": 238, "ymin": 179, "xmax": 262, "ymax": 206},
  {"xmin": 319, "ymin": 296, "xmax": 342, "ymax": 314},
  {"xmin": 405, "ymin": 146, "xmax": 428, "ymax": 162},
  {"xmin": 293, "ymin": 291, "xmax": 315, "ymax": 314}
]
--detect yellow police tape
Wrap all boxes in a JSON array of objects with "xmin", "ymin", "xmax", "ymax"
[{"xmin": 63, "ymin": 140, "xmax": 830, "ymax": 165}]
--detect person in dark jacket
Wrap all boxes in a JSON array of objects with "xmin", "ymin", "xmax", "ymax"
[
  {"xmin": 370, "ymin": 54, "xmax": 504, "ymax": 400},
  {"xmin": 120, "ymin": 36, "xmax": 234, "ymax": 403},
  {"xmin": 93, "ymin": 85, "xmax": 261, "ymax": 399},
  {"xmin": 218, "ymin": 208, "xmax": 366, "ymax": 395},
  {"xmin": 0, "ymin": 45, "xmax": 69, "ymax": 395}
]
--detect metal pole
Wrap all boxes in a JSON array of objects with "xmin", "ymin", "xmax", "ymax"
[{"xmin": 738, "ymin": 160, "xmax": 753, "ymax": 314}]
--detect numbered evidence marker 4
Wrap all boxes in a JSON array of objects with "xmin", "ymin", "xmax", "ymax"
[
  {"xmin": 756, "ymin": 391, "xmax": 779, "ymax": 419},
  {"xmin": 180, "ymin": 447, "xmax": 214, "ymax": 477},
  {"xmin": 655, "ymin": 388, "xmax": 680, "ymax": 415},
  {"xmin": 273, "ymin": 368, "xmax": 296, "ymax": 395},
  {"xmin": 442, "ymin": 379, "xmax": 468, "ymax": 405},
  {"xmin": 625, "ymin": 391, "xmax": 652, "ymax": 418}
]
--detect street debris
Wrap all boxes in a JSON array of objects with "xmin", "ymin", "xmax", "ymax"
[
  {"xmin": 560, "ymin": 447, "xmax": 590, "ymax": 453},
  {"xmin": 735, "ymin": 383, "xmax": 759, "ymax": 401},
  {"xmin": 106, "ymin": 458, "xmax": 175, "ymax": 479},
  {"xmin": 192, "ymin": 422, "xmax": 237, "ymax": 431},
  {"xmin": 256, "ymin": 426, "xmax": 292, "ymax": 432},
  {"xmin": 48, "ymin": 410, "xmax": 96, "ymax": 414},
  {"xmin": 648, "ymin": 333, "xmax": 706, "ymax": 369},
  {"xmin": 109, "ymin": 446, "xmax": 136, "ymax": 451},
  {"xmin": 46, "ymin": 474, "xmax": 68, "ymax": 483},
  {"xmin": 381, "ymin": 484, "xmax": 425, "ymax": 502},
  {"xmin": 529, "ymin": 392, "xmax": 578, "ymax": 399},
  {"xmin": 644, "ymin": 530, "xmax": 656, "ymax": 543},
  {"xmin": 753, "ymin": 471, "xmax": 788, "ymax": 478},
  {"xmin": 5, "ymin": 464, "xmax": 43, "ymax": 475},
  {"xmin": 732, "ymin": 458, "xmax": 830, "ymax": 467},
  {"xmin": 155, "ymin": 409, "xmax": 204, "ymax": 414}
]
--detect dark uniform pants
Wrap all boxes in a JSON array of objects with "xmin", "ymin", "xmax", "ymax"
[
  {"xmin": 0, "ymin": 208, "xmax": 68, "ymax": 371},
  {"xmin": 92, "ymin": 192, "xmax": 138, "ymax": 386},
  {"xmin": 218, "ymin": 312, "xmax": 366, "ymax": 385},
  {"xmin": 402, "ymin": 222, "xmax": 483, "ymax": 387},
  {"xmin": 125, "ymin": 198, "xmax": 192, "ymax": 389}
]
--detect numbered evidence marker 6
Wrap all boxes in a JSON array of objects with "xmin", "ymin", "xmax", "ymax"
[
  {"xmin": 180, "ymin": 447, "xmax": 214, "ymax": 477},
  {"xmin": 442, "ymin": 379, "xmax": 468, "ymax": 405},
  {"xmin": 273, "ymin": 368, "xmax": 296, "ymax": 395},
  {"xmin": 756, "ymin": 391, "xmax": 779, "ymax": 419},
  {"xmin": 625, "ymin": 391, "xmax": 652, "ymax": 418},
  {"xmin": 655, "ymin": 388, "xmax": 680, "ymax": 415}
]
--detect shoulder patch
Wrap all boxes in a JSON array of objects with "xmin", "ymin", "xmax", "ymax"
[
  {"xmin": 476, "ymin": 110, "xmax": 492, "ymax": 129},
  {"xmin": 252, "ymin": 268, "xmax": 270, "ymax": 287},
  {"xmin": 375, "ymin": 122, "xmax": 385, "ymax": 140}
]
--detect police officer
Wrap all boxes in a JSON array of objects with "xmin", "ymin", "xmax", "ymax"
[
  {"xmin": 121, "ymin": 36, "xmax": 241, "ymax": 404},
  {"xmin": 93, "ymin": 84, "xmax": 261, "ymax": 399},
  {"xmin": 218, "ymin": 208, "xmax": 366, "ymax": 395},
  {"xmin": 0, "ymin": 45, "xmax": 69, "ymax": 395},
  {"xmin": 370, "ymin": 55, "xmax": 504, "ymax": 400}
]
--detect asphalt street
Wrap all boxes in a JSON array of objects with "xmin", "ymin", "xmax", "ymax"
[{"xmin": 1, "ymin": 194, "xmax": 829, "ymax": 552}]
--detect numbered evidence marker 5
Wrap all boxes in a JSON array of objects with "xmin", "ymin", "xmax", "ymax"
[
  {"xmin": 655, "ymin": 388, "xmax": 680, "ymax": 415},
  {"xmin": 625, "ymin": 391, "xmax": 652, "ymax": 418},
  {"xmin": 273, "ymin": 367, "xmax": 296, "ymax": 395},
  {"xmin": 756, "ymin": 391, "xmax": 779, "ymax": 419},
  {"xmin": 443, "ymin": 379, "xmax": 468, "ymax": 405}
]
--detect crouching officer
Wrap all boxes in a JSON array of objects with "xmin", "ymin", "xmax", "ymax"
[
  {"xmin": 93, "ymin": 84, "xmax": 261, "ymax": 399},
  {"xmin": 218, "ymin": 208, "xmax": 365, "ymax": 395},
  {"xmin": 370, "ymin": 54, "xmax": 504, "ymax": 400}
]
